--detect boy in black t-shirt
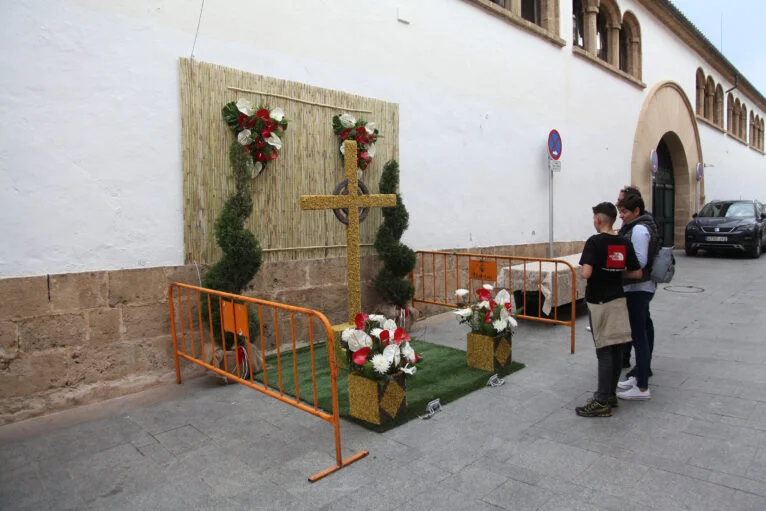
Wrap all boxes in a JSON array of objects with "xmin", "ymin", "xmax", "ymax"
[{"xmin": 576, "ymin": 202, "xmax": 642, "ymax": 417}]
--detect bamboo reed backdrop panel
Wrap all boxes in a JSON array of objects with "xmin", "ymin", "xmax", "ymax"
[{"xmin": 179, "ymin": 58, "xmax": 400, "ymax": 265}]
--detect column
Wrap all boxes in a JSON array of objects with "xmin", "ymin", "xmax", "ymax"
[
  {"xmin": 510, "ymin": 0, "xmax": 521, "ymax": 15},
  {"xmin": 607, "ymin": 24, "xmax": 620, "ymax": 67},
  {"xmin": 584, "ymin": 0, "xmax": 600, "ymax": 55}
]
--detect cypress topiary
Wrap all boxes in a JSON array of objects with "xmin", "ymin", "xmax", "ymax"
[
  {"xmin": 201, "ymin": 139, "xmax": 263, "ymax": 348},
  {"xmin": 374, "ymin": 159, "xmax": 416, "ymax": 308}
]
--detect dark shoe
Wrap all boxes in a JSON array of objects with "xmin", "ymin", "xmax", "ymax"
[
  {"xmin": 576, "ymin": 399, "xmax": 611, "ymax": 417},
  {"xmin": 608, "ymin": 396, "xmax": 619, "ymax": 409},
  {"xmin": 622, "ymin": 358, "xmax": 631, "ymax": 368}
]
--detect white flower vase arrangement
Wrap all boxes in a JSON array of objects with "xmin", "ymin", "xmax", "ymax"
[
  {"xmin": 455, "ymin": 285, "xmax": 518, "ymax": 372},
  {"xmin": 340, "ymin": 313, "xmax": 420, "ymax": 425}
]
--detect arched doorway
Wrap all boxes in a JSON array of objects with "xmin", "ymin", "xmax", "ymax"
[
  {"xmin": 653, "ymin": 135, "xmax": 676, "ymax": 246},
  {"xmin": 631, "ymin": 82, "xmax": 703, "ymax": 248}
]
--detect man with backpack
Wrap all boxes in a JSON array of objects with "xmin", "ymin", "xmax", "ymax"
[{"xmin": 616, "ymin": 191, "xmax": 659, "ymax": 400}]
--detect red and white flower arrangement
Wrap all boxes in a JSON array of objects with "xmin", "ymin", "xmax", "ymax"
[
  {"xmin": 454, "ymin": 285, "xmax": 518, "ymax": 337},
  {"xmin": 332, "ymin": 113, "xmax": 379, "ymax": 173},
  {"xmin": 222, "ymin": 98, "xmax": 289, "ymax": 177},
  {"xmin": 340, "ymin": 313, "xmax": 420, "ymax": 380}
]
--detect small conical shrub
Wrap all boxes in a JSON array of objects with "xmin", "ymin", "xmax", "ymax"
[{"xmin": 374, "ymin": 159, "xmax": 416, "ymax": 307}]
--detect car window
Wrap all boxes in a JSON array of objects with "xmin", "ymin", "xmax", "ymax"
[{"xmin": 699, "ymin": 202, "xmax": 755, "ymax": 218}]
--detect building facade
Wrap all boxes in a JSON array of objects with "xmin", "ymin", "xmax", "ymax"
[{"xmin": 1, "ymin": 0, "xmax": 764, "ymax": 422}]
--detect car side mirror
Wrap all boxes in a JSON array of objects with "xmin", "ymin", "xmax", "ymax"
[
  {"xmin": 761, "ymin": 214, "xmax": 766, "ymax": 221},
  {"xmin": 692, "ymin": 213, "xmax": 698, "ymax": 218}
]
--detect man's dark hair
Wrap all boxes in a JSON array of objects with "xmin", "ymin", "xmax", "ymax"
[
  {"xmin": 592, "ymin": 202, "xmax": 617, "ymax": 223},
  {"xmin": 620, "ymin": 185, "xmax": 641, "ymax": 197},
  {"xmin": 618, "ymin": 192, "xmax": 645, "ymax": 213}
]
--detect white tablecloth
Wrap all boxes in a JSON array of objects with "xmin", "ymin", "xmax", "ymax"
[{"xmin": 495, "ymin": 253, "xmax": 585, "ymax": 315}]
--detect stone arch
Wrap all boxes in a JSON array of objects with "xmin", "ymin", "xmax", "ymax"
[
  {"xmin": 631, "ymin": 81, "xmax": 703, "ymax": 248},
  {"xmin": 621, "ymin": 11, "xmax": 642, "ymax": 79},
  {"xmin": 695, "ymin": 68, "xmax": 706, "ymax": 115},
  {"xmin": 714, "ymin": 84, "xmax": 724, "ymax": 128}
]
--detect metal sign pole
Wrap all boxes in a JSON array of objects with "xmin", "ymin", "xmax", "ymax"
[{"xmin": 549, "ymin": 156, "xmax": 554, "ymax": 258}]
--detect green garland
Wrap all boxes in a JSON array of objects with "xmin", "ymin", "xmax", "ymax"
[{"xmin": 373, "ymin": 159, "xmax": 416, "ymax": 307}]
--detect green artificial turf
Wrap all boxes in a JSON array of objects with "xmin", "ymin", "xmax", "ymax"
[{"xmin": 255, "ymin": 340, "xmax": 524, "ymax": 433}]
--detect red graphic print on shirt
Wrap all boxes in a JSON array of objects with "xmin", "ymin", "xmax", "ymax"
[{"xmin": 606, "ymin": 245, "xmax": 627, "ymax": 269}]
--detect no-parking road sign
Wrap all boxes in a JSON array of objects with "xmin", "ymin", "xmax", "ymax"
[{"xmin": 547, "ymin": 129, "xmax": 562, "ymax": 161}]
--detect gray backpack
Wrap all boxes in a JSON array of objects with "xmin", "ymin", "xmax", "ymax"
[{"xmin": 650, "ymin": 247, "xmax": 675, "ymax": 283}]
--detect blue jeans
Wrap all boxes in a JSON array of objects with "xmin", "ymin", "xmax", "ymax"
[{"xmin": 625, "ymin": 291, "xmax": 654, "ymax": 389}]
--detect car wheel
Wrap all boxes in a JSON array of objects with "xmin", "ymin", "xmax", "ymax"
[
  {"xmin": 749, "ymin": 236, "xmax": 762, "ymax": 258},
  {"xmin": 685, "ymin": 244, "xmax": 698, "ymax": 256}
]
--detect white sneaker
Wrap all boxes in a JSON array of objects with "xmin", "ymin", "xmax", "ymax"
[
  {"xmin": 617, "ymin": 386, "xmax": 651, "ymax": 400},
  {"xmin": 617, "ymin": 376, "xmax": 636, "ymax": 390}
]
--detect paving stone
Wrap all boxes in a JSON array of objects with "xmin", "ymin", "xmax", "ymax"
[
  {"xmin": 439, "ymin": 464, "xmax": 509, "ymax": 498},
  {"xmin": 482, "ymin": 478, "xmax": 555, "ymax": 510}
]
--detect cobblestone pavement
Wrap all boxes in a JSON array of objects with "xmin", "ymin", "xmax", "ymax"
[{"xmin": 2, "ymin": 251, "xmax": 766, "ymax": 510}]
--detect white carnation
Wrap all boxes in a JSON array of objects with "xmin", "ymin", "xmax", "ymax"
[
  {"xmin": 453, "ymin": 308, "xmax": 473, "ymax": 319},
  {"xmin": 455, "ymin": 289, "xmax": 469, "ymax": 297},
  {"xmin": 368, "ymin": 314, "xmax": 387, "ymax": 325},
  {"xmin": 483, "ymin": 284, "xmax": 494, "ymax": 291},
  {"xmin": 341, "ymin": 329, "xmax": 353, "ymax": 342},
  {"xmin": 492, "ymin": 319, "xmax": 507, "ymax": 332},
  {"xmin": 371, "ymin": 354, "xmax": 391, "ymax": 375},
  {"xmin": 370, "ymin": 328, "xmax": 383, "ymax": 339}
]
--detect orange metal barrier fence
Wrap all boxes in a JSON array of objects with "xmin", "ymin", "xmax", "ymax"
[
  {"xmin": 168, "ymin": 282, "xmax": 368, "ymax": 482},
  {"xmin": 410, "ymin": 251, "xmax": 579, "ymax": 353}
]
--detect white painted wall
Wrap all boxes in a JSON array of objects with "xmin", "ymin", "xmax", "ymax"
[{"xmin": 1, "ymin": 0, "xmax": 763, "ymax": 278}]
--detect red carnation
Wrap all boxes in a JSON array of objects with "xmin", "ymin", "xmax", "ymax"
[
  {"xmin": 261, "ymin": 129, "xmax": 272, "ymax": 139},
  {"xmin": 393, "ymin": 328, "xmax": 409, "ymax": 345},
  {"xmin": 268, "ymin": 151, "xmax": 279, "ymax": 160},
  {"xmin": 246, "ymin": 117, "xmax": 258, "ymax": 129},
  {"xmin": 243, "ymin": 144, "xmax": 252, "ymax": 154},
  {"xmin": 255, "ymin": 138, "xmax": 266, "ymax": 149},
  {"xmin": 476, "ymin": 288, "xmax": 491, "ymax": 301},
  {"xmin": 360, "ymin": 151, "xmax": 370, "ymax": 161},
  {"xmin": 340, "ymin": 128, "xmax": 352, "ymax": 140},
  {"xmin": 255, "ymin": 152, "xmax": 267, "ymax": 162},
  {"xmin": 356, "ymin": 126, "xmax": 366, "ymax": 135},
  {"xmin": 264, "ymin": 119, "xmax": 276, "ymax": 131},
  {"xmin": 237, "ymin": 114, "xmax": 248, "ymax": 128},
  {"xmin": 277, "ymin": 125, "xmax": 284, "ymax": 132},
  {"xmin": 504, "ymin": 302, "xmax": 512, "ymax": 311},
  {"xmin": 256, "ymin": 108, "xmax": 270, "ymax": 120}
]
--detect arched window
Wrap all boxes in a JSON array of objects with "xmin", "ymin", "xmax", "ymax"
[
  {"xmin": 750, "ymin": 112, "xmax": 756, "ymax": 147},
  {"xmin": 620, "ymin": 12, "xmax": 641, "ymax": 79},
  {"xmin": 704, "ymin": 76, "xmax": 715, "ymax": 121},
  {"xmin": 741, "ymin": 104, "xmax": 748, "ymax": 143},
  {"xmin": 572, "ymin": 0, "xmax": 585, "ymax": 48},
  {"xmin": 696, "ymin": 69, "xmax": 706, "ymax": 116},
  {"xmin": 727, "ymin": 92, "xmax": 735, "ymax": 133},
  {"xmin": 761, "ymin": 118, "xmax": 765, "ymax": 150},
  {"xmin": 733, "ymin": 98, "xmax": 742, "ymax": 138},
  {"xmin": 521, "ymin": 0, "xmax": 540, "ymax": 25},
  {"xmin": 714, "ymin": 84, "xmax": 724, "ymax": 128},
  {"xmin": 596, "ymin": 9, "xmax": 608, "ymax": 61}
]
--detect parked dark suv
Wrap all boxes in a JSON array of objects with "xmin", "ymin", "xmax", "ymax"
[{"xmin": 685, "ymin": 200, "xmax": 766, "ymax": 258}]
